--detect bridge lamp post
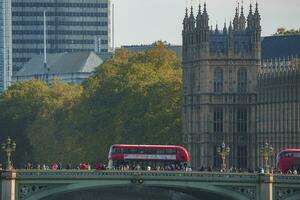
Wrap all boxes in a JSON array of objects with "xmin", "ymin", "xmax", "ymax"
[
  {"xmin": 1, "ymin": 137, "xmax": 16, "ymax": 170},
  {"xmin": 260, "ymin": 142, "xmax": 273, "ymax": 172},
  {"xmin": 217, "ymin": 141, "xmax": 230, "ymax": 171}
]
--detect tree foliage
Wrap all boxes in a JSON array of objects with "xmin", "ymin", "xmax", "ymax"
[
  {"xmin": 274, "ymin": 27, "xmax": 300, "ymax": 35},
  {"xmin": 74, "ymin": 42, "xmax": 183, "ymax": 162},
  {"xmin": 0, "ymin": 42, "xmax": 183, "ymax": 166},
  {"xmin": 0, "ymin": 80, "xmax": 83, "ymax": 166},
  {"xmin": 27, "ymin": 82, "xmax": 83, "ymax": 164},
  {"xmin": 291, "ymin": 58, "xmax": 300, "ymax": 69}
]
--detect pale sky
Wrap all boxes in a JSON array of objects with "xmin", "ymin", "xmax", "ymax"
[{"xmin": 112, "ymin": 0, "xmax": 300, "ymax": 47}]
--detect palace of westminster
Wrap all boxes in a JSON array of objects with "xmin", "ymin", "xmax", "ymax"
[{"xmin": 182, "ymin": 3, "xmax": 300, "ymax": 169}]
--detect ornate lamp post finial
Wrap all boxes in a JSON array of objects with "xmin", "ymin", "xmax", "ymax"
[
  {"xmin": 260, "ymin": 142, "xmax": 273, "ymax": 171},
  {"xmin": 217, "ymin": 141, "xmax": 230, "ymax": 171},
  {"xmin": 2, "ymin": 137, "xmax": 16, "ymax": 170}
]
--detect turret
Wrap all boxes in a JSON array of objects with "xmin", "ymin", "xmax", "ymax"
[
  {"xmin": 239, "ymin": 5, "xmax": 246, "ymax": 30},
  {"xmin": 202, "ymin": 3, "xmax": 209, "ymax": 28},
  {"xmin": 233, "ymin": 6, "xmax": 239, "ymax": 31},
  {"xmin": 183, "ymin": 8, "xmax": 189, "ymax": 31},
  {"xmin": 215, "ymin": 24, "xmax": 219, "ymax": 34},
  {"xmin": 252, "ymin": 3, "xmax": 261, "ymax": 59},
  {"xmin": 195, "ymin": 4, "xmax": 202, "ymax": 45},
  {"xmin": 182, "ymin": 7, "xmax": 189, "ymax": 59},
  {"xmin": 247, "ymin": 4, "xmax": 254, "ymax": 30},
  {"xmin": 188, "ymin": 6, "xmax": 195, "ymax": 31},
  {"xmin": 228, "ymin": 21, "xmax": 234, "ymax": 55},
  {"xmin": 195, "ymin": 3, "xmax": 210, "ymax": 54},
  {"xmin": 253, "ymin": 2, "xmax": 261, "ymax": 30},
  {"xmin": 196, "ymin": 4, "xmax": 202, "ymax": 30},
  {"xmin": 223, "ymin": 21, "xmax": 227, "ymax": 34}
]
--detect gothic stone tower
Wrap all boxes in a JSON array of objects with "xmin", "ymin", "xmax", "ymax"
[{"xmin": 182, "ymin": 3, "xmax": 261, "ymax": 170}]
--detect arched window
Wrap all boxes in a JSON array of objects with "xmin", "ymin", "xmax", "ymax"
[
  {"xmin": 214, "ymin": 68, "xmax": 223, "ymax": 93},
  {"xmin": 237, "ymin": 107, "xmax": 247, "ymax": 133},
  {"xmin": 213, "ymin": 107, "xmax": 223, "ymax": 133},
  {"xmin": 238, "ymin": 68, "xmax": 247, "ymax": 93}
]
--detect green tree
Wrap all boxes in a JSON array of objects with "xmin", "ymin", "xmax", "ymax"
[
  {"xmin": 0, "ymin": 80, "xmax": 50, "ymax": 165},
  {"xmin": 27, "ymin": 81, "xmax": 83, "ymax": 164},
  {"xmin": 0, "ymin": 80, "xmax": 83, "ymax": 166},
  {"xmin": 0, "ymin": 42, "xmax": 183, "ymax": 165},
  {"xmin": 291, "ymin": 58, "xmax": 300, "ymax": 69},
  {"xmin": 274, "ymin": 27, "xmax": 300, "ymax": 35},
  {"xmin": 78, "ymin": 42, "xmax": 183, "ymax": 162}
]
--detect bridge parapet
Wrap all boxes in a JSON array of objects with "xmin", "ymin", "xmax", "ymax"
[
  {"xmin": 2, "ymin": 170, "xmax": 300, "ymax": 200},
  {"xmin": 273, "ymin": 175, "xmax": 300, "ymax": 200},
  {"xmin": 15, "ymin": 170, "xmax": 259, "ymax": 182},
  {"xmin": 273, "ymin": 174, "xmax": 300, "ymax": 184}
]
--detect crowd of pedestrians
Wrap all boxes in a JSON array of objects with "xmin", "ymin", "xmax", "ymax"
[
  {"xmin": 22, "ymin": 162, "xmax": 106, "ymax": 171},
  {"xmin": 1, "ymin": 162, "xmax": 299, "ymax": 175},
  {"xmin": 110, "ymin": 162, "xmax": 190, "ymax": 171}
]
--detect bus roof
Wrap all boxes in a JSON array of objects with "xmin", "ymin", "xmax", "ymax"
[
  {"xmin": 112, "ymin": 144, "xmax": 184, "ymax": 148},
  {"xmin": 111, "ymin": 144, "xmax": 190, "ymax": 161},
  {"xmin": 279, "ymin": 149, "xmax": 300, "ymax": 153}
]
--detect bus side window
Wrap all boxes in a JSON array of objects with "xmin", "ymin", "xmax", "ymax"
[
  {"xmin": 112, "ymin": 148, "xmax": 119, "ymax": 153},
  {"xmin": 156, "ymin": 149, "xmax": 163, "ymax": 154},
  {"xmin": 129, "ymin": 148, "xmax": 137, "ymax": 153},
  {"xmin": 294, "ymin": 153, "xmax": 300, "ymax": 158},
  {"xmin": 166, "ymin": 149, "xmax": 175, "ymax": 154}
]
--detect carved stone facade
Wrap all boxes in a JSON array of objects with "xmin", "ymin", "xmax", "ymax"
[
  {"xmin": 182, "ymin": 3, "xmax": 300, "ymax": 170},
  {"xmin": 257, "ymin": 67, "xmax": 300, "ymax": 167},
  {"xmin": 182, "ymin": 3, "xmax": 260, "ymax": 170}
]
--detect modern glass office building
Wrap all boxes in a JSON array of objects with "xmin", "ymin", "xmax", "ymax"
[
  {"xmin": 0, "ymin": 0, "xmax": 13, "ymax": 92},
  {"xmin": 12, "ymin": 0, "xmax": 112, "ymax": 72}
]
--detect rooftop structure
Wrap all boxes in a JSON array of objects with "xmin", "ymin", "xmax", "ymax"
[
  {"xmin": 261, "ymin": 35, "xmax": 300, "ymax": 59},
  {"xmin": 13, "ymin": 51, "xmax": 103, "ymax": 84}
]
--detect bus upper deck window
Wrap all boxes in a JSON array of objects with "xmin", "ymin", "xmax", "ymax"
[
  {"xmin": 157, "ymin": 149, "xmax": 164, "ymax": 154},
  {"xmin": 166, "ymin": 149, "xmax": 176, "ymax": 154},
  {"xmin": 129, "ymin": 148, "xmax": 137, "ymax": 153},
  {"xmin": 114, "ymin": 148, "xmax": 122, "ymax": 153},
  {"xmin": 294, "ymin": 153, "xmax": 300, "ymax": 158}
]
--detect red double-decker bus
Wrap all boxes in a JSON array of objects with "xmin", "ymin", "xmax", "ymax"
[
  {"xmin": 108, "ymin": 144, "xmax": 190, "ymax": 170},
  {"xmin": 277, "ymin": 149, "xmax": 300, "ymax": 173}
]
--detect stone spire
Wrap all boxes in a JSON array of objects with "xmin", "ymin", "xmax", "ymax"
[
  {"xmin": 247, "ymin": 4, "xmax": 253, "ymax": 30},
  {"xmin": 183, "ymin": 7, "xmax": 189, "ymax": 31},
  {"xmin": 202, "ymin": 2, "xmax": 209, "ymax": 27},
  {"xmin": 228, "ymin": 20, "xmax": 233, "ymax": 33},
  {"xmin": 223, "ymin": 21, "xmax": 227, "ymax": 34},
  {"xmin": 228, "ymin": 20, "xmax": 234, "ymax": 55},
  {"xmin": 196, "ymin": 4, "xmax": 202, "ymax": 29},
  {"xmin": 254, "ymin": 2, "xmax": 261, "ymax": 28},
  {"xmin": 252, "ymin": 2, "xmax": 261, "ymax": 59},
  {"xmin": 239, "ymin": 5, "xmax": 246, "ymax": 30},
  {"xmin": 188, "ymin": 6, "xmax": 195, "ymax": 31},
  {"xmin": 215, "ymin": 23, "xmax": 219, "ymax": 34},
  {"xmin": 233, "ymin": 6, "xmax": 239, "ymax": 31}
]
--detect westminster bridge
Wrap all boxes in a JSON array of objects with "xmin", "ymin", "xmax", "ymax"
[{"xmin": 1, "ymin": 170, "xmax": 300, "ymax": 200}]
